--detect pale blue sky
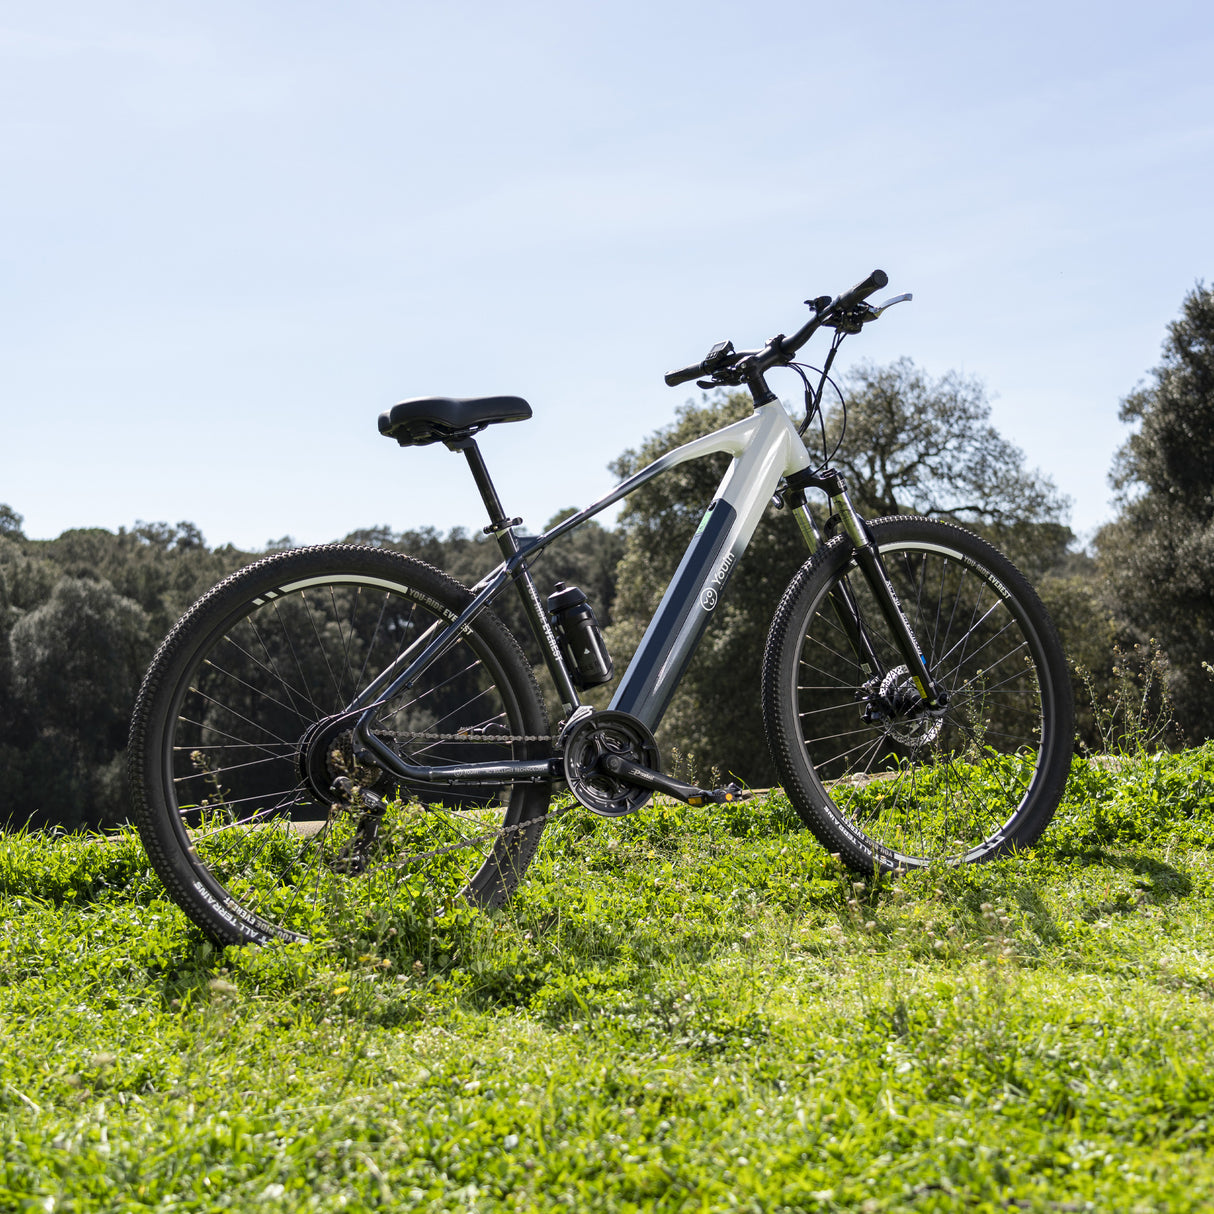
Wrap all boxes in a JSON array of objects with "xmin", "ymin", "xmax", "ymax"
[{"xmin": 2, "ymin": 1, "xmax": 1211, "ymax": 550}]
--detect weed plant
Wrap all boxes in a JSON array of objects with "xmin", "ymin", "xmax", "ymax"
[
  {"xmin": 3, "ymin": 743, "xmax": 1214, "ymax": 1211},
  {"xmin": 1075, "ymin": 640, "xmax": 1180, "ymax": 757}
]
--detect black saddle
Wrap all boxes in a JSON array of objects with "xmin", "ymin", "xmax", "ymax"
[{"xmin": 378, "ymin": 395, "xmax": 532, "ymax": 447}]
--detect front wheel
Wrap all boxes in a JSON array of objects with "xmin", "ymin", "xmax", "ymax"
[
  {"xmin": 762, "ymin": 517, "xmax": 1073, "ymax": 872},
  {"xmin": 128, "ymin": 545, "xmax": 553, "ymax": 945}
]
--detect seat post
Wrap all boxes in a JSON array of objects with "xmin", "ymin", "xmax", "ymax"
[{"xmin": 452, "ymin": 438, "xmax": 517, "ymax": 542}]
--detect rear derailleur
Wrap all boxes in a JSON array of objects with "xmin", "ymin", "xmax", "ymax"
[{"xmin": 326, "ymin": 775, "xmax": 388, "ymax": 875}]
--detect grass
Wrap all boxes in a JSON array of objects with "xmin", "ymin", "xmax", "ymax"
[{"xmin": 2, "ymin": 742, "xmax": 1214, "ymax": 1211}]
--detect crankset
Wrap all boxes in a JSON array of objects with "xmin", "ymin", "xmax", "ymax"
[{"xmin": 561, "ymin": 710, "xmax": 749, "ymax": 817}]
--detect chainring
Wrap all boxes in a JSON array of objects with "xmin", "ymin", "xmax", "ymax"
[{"xmin": 562, "ymin": 710, "xmax": 661, "ymax": 817}]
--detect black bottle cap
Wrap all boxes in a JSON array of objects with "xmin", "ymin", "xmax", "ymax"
[{"xmin": 546, "ymin": 582, "xmax": 587, "ymax": 613}]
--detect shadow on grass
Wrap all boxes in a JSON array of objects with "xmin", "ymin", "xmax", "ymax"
[{"xmin": 1049, "ymin": 847, "xmax": 1194, "ymax": 904}]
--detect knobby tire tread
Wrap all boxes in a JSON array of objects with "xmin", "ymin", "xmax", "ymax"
[
  {"xmin": 128, "ymin": 544, "xmax": 551, "ymax": 945},
  {"xmin": 761, "ymin": 516, "xmax": 1073, "ymax": 873}
]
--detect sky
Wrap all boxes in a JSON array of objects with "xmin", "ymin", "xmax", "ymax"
[{"xmin": 2, "ymin": 0, "xmax": 1212, "ymax": 553}]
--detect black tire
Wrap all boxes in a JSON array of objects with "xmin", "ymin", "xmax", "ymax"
[
  {"xmin": 762, "ymin": 517, "xmax": 1073, "ymax": 872},
  {"xmin": 128, "ymin": 545, "xmax": 552, "ymax": 944}
]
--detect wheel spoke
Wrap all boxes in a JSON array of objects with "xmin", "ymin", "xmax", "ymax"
[{"xmin": 766, "ymin": 521, "xmax": 1070, "ymax": 872}]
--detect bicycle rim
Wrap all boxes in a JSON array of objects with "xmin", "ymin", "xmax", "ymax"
[
  {"xmin": 132, "ymin": 547, "xmax": 550, "ymax": 943},
  {"xmin": 766, "ymin": 519, "xmax": 1070, "ymax": 870}
]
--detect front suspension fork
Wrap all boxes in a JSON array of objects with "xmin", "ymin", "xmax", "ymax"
[{"xmin": 787, "ymin": 477, "xmax": 946, "ymax": 708}]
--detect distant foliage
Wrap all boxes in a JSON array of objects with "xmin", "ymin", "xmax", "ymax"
[
  {"xmin": 1097, "ymin": 282, "xmax": 1214, "ymax": 744},
  {"xmin": 0, "ymin": 511, "xmax": 621, "ymax": 831},
  {"xmin": 0, "ymin": 517, "xmax": 253, "ymax": 830}
]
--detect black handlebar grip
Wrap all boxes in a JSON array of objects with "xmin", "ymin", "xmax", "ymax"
[
  {"xmin": 834, "ymin": 269, "xmax": 889, "ymax": 311},
  {"xmin": 664, "ymin": 363, "xmax": 704, "ymax": 387}
]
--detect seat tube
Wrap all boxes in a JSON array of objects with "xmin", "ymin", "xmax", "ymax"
[
  {"xmin": 512, "ymin": 560, "xmax": 582, "ymax": 714},
  {"xmin": 455, "ymin": 438, "xmax": 582, "ymax": 714}
]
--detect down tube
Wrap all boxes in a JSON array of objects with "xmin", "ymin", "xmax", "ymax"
[{"xmin": 610, "ymin": 430, "xmax": 794, "ymax": 731}]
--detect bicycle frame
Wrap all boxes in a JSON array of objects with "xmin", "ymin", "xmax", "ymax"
[{"xmin": 347, "ymin": 399, "xmax": 823, "ymax": 785}]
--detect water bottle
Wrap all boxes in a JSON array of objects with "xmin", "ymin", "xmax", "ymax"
[{"xmin": 546, "ymin": 581, "xmax": 614, "ymax": 688}]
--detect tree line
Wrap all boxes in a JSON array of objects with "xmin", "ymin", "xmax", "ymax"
[{"xmin": 3, "ymin": 283, "xmax": 1210, "ymax": 829}]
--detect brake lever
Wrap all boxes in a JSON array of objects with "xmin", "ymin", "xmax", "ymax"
[
  {"xmin": 697, "ymin": 367, "xmax": 747, "ymax": 388},
  {"xmin": 827, "ymin": 292, "xmax": 914, "ymax": 334},
  {"xmin": 868, "ymin": 292, "xmax": 913, "ymax": 318}
]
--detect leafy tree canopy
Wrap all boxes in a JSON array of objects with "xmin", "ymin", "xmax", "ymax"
[
  {"xmin": 1098, "ymin": 282, "xmax": 1214, "ymax": 742},
  {"xmin": 0, "ymin": 504, "xmax": 24, "ymax": 539},
  {"xmin": 1112, "ymin": 282, "xmax": 1214, "ymax": 520},
  {"xmin": 822, "ymin": 359, "xmax": 1067, "ymax": 525}
]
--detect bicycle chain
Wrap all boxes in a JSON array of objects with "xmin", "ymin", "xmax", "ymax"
[
  {"xmin": 332, "ymin": 729, "xmax": 570, "ymax": 877},
  {"xmin": 384, "ymin": 729, "xmax": 557, "ymax": 744}
]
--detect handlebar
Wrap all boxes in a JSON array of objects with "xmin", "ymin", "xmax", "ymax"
[
  {"xmin": 833, "ymin": 268, "xmax": 888, "ymax": 312},
  {"xmin": 663, "ymin": 269, "xmax": 892, "ymax": 389},
  {"xmin": 664, "ymin": 362, "xmax": 705, "ymax": 388},
  {"xmin": 663, "ymin": 340, "xmax": 736, "ymax": 388}
]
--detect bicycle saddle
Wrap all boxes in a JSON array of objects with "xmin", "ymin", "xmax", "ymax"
[{"xmin": 378, "ymin": 395, "xmax": 532, "ymax": 446}]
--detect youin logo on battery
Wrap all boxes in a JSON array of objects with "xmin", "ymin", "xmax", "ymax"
[{"xmin": 700, "ymin": 551, "xmax": 736, "ymax": 612}]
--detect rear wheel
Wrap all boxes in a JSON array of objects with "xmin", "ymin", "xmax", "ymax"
[
  {"xmin": 128, "ymin": 545, "xmax": 552, "ymax": 944},
  {"xmin": 762, "ymin": 517, "xmax": 1073, "ymax": 872}
]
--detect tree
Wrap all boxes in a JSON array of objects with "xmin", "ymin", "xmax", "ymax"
[
  {"xmin": 608, "ymin": 364, "xmax": 1072, "ymax": 785},
  {"xmin": 1097, "ymin": 282, "xmax": 1214, "ymax": 743},
  {"xmin": 0, "ymin": 504, "xmax": 24, "ymax": 539},
  {"xmin": 8, "ymin": 578, "xmax": 152, "ymax": 827},
  {"xmin": 41, "ymin": 522, "xmax": 251, "ymax": 639},
  {"xmin": 823, "ymin": 359, "xmax": 1067, "ymax": 525}
]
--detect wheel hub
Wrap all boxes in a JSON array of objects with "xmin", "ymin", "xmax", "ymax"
[
  {"xmin": 862, "ymin": 664, "xmax": 944, "ymax": 748},
  {"xmin": 298, "ymin": 716, "xmax": 388, "ymax": 804}
]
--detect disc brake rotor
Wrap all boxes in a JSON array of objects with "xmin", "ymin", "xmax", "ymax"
[{"xmin": 878, "ymin": 664, "xmax": 943, "ymax": 748}]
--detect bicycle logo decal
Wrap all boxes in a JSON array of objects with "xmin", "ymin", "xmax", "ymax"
[{"xmin": 700, "ymin": 550, "xmax": 737, "ymax": 612}]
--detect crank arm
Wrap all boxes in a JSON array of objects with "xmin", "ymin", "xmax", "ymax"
[{"xmin": 598, "ymin": 754, "xmax": 749, "ymax": 807}]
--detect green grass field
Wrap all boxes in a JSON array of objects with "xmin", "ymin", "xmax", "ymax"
[{"xmin": 3, "ymin": 744, "xmax": 1214, "ymax": 1212}]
